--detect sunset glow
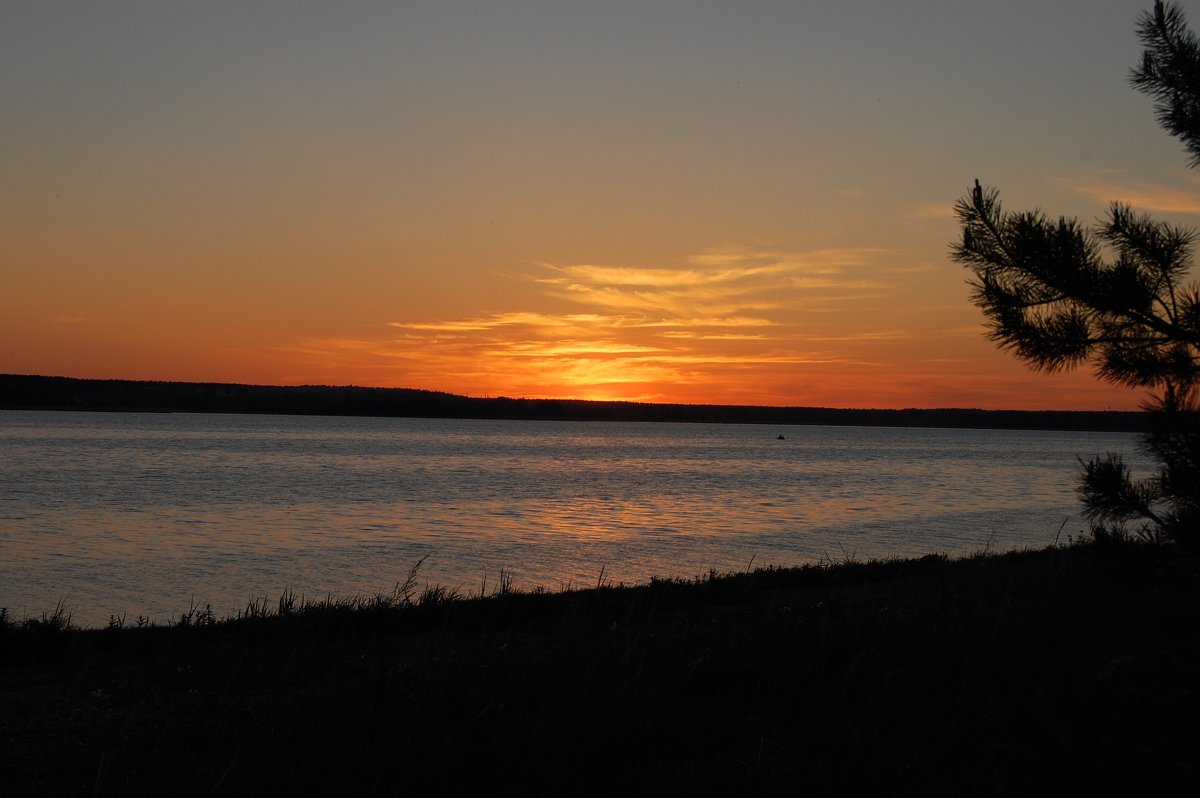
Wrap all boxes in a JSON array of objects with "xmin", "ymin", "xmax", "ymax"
[{"xmin": 3, "ymin": 2, "xmax": 1195, "ymax": 410}]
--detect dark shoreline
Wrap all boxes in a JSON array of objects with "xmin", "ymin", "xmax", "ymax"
[
  {"xmin": 1, "ymin": 373, "xmax": 1145, "ymax": 432},
  {"xmin": 3, "ymin": 542, "xmax": 1198, "ymax": 794}
]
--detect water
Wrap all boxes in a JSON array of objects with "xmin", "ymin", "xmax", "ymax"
[{"xmin": 0, "ymin": 410, "xmax": 1148, "ymax": 627}]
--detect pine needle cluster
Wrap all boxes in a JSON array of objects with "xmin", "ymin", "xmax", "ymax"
[{"xmin": 952, "ymin": 1, "xmax": 1200, "ymax": 549}]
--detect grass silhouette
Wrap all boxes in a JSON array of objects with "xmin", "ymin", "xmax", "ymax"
[{"xmin": 2, "ymin": 540, "xmax": 1198, "ymax": 795}]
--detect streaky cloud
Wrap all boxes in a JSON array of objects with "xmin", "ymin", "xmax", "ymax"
[
  {"xmin": 795, "ymin": 330, "xmax": 914, "ymax": 342},
  {"xmin": 910, "ymin": 202, "xmax": 956, "ymax": 220},
  {"xmin": 1054, "ymin": 176, "xmax": 1200, "ymax": 213},
  {"xmin": 296, "ymin": 242, "xmax": 912, "ymax": 402}
]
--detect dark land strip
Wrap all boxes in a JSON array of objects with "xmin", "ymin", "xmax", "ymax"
[
  {"xmin": 2, "ymin": 543, "xmax": 1198, "ymax": 795},
  {"xmin": 1, "ymin": 374, "xmax": 1144, "ymax": 432}
]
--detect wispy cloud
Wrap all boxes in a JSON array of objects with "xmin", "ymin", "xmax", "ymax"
[
  {"xmin": 910, "ymin": 202, "xmax": 956, "ymax": 220},
  {"xmin": 389, "ymin": 312, "xmax": 610, "ymax": 333},
  {"xmin": 798, "ymin": 330, "xmax": 915, "ymax": 342},
  {"xmin": 659, "ymin": 332, "xmax": 771, "ymax": 341},
  {"xmin": 639, "ymin": 316, "xmax": 776, "ymax": 328},
  {"xmin": 889, "ymin": 262, "xmax": 937, "ymax": 274},
  {"xmin": 946, "ymin": 323, "xmax": 991, "ymax": 336},
  {"xmin": 1054, "ymin": 176, "xmax": 1200, "ymax": 213},
  {"xmin": 291, "ymin": 244, "xmax": 920, "ymax": 401},
  {"xmin": 534, "ymin": 246, "xmax": 886, "ymax": 318}
]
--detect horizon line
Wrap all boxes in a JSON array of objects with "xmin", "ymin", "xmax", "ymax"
[{"xmin": 0, "ymin": 372, "xmax": 1142, "ymax": 415}]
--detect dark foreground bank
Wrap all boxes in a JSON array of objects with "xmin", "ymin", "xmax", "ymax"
[{"xmin": 2, "ymin": 543, "xmax": 1198, "ymax": 796}]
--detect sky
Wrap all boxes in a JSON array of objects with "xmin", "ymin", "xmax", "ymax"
[{"xmin": 4, "ymin": 1, "xmax": 1200, "ymax": 410}]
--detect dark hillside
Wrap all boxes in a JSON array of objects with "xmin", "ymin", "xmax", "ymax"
[{"xmin": 0, "ymin": 374, "xmax": 1145, "ymax": 432}]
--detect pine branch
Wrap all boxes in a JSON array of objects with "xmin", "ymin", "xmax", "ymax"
[{"xmin": 1131, "ymin": 1, "xmax": 1200, "ymax": 166}]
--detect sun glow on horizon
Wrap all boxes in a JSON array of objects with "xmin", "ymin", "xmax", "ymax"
[{"xmin": 268, "ymin": 245, "xmax": 1143, "ymax": 410}]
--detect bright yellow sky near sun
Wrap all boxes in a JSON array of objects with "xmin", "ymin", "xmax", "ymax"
[{"xmin": 4, "ymin": 2, "xmax": 1200, "ymax": 410}]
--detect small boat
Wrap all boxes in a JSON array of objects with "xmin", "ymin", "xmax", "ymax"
[{"xmin": 777, "ymin": 434, "xmax": 786, "ymax": 440}]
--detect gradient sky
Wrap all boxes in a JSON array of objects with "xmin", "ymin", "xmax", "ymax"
[{"xmin": 5, "ymin": 1, "xmax": 1200, "ymax": 409}]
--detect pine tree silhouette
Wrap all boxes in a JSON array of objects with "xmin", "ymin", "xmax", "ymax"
[{"xmin": 952, "ymin": 1, "xmax": 1200, "ymax": 549}]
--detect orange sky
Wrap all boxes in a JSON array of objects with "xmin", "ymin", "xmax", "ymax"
[{"xmin": 3, "ymin": 2, "xmax": 1196, "ymax": 410}]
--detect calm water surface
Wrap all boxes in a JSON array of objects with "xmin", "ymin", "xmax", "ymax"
[{"xmin": 0, "ymin": 410, "xmax": 1147, "ymax": 626}]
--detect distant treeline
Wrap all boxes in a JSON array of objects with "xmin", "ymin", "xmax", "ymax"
[{"xmin": 0, "ymin": 373, "xmax": 1146, "ymax": 432}]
